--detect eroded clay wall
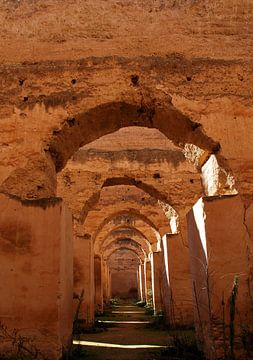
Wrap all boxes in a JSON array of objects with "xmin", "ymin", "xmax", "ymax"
[
  {"xmin": 188, "ymin": 195, "xmax": 253, "ymax": 359},
  {"xmin": 111, "ymin": 271, "xmax": 138, "ymax": 299},
  {"xmin": 0, "ymin": 194, "xmax": 73, "ymax": 359}
]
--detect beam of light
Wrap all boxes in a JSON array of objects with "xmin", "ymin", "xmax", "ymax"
[
  {"xmin": 113, "ymin": 305, "xmax": 136, "ymax": 308},
  {"xmin": 97, "ymin": 320, "xmax": 152, "ymax": 324},
  {"xmin": 73, "ymin": 340, "xmax": 168, "ymax": 349},
  {"xmin": 111, "ymin": 311, "xmax": 144, "ymax": 314}
]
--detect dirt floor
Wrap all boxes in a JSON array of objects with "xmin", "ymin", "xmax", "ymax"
[{"xmin": 72, "ymin": 302, "xmax": 201, "ymax": 360}]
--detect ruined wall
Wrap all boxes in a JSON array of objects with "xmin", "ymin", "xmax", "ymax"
[
  {"xmin": 73, "ymin": 236, "xmax": 94, "ymax": 326},
  {"xmin": 0, "ymin": 194, "xmax": 73, "ymax": 359},
  {"xmin": 0, "ymin": 2, "xmax": 252, "ymax": 359},
  {"xmin": 188, "ymin": 195, "xmax": 253, "ymax": 359},
  {"xmin": 109, "ymin": 249, "xmax": 139, "ymax": 299},
  {"xmin": 0, "ymin": 1, "xmax": 252, "ymax": 63}
]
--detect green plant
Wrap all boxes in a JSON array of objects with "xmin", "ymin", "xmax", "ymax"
[
  {"xmin": 144, "ymin": 304, "xmax": 154, "ymax": 315},
  {"xmin": 161, "ymin": 328, "xmax": 204, "ymax": 359},
  {"xmin": 109, "ymin": 297, "xmax": 120, "ymax": 306},
  {"xmin": 136, "ymin": 300, "xmax": 146, "ymax": 307},
  {"xmin": 151, "ymin": 311, "xmax": 167, "ymax": 330}
]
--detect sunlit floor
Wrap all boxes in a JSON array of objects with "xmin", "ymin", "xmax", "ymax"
[
  {"xmin": 73, "ymin": 339, "xmax": 167, "ymax": 349},
  {"xmin": 72, "ymin": 302, "xmax": 176, "ymax": 359}
]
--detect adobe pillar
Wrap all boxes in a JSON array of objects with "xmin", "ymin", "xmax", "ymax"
[
  {"xmin": 187, "ymin": 196, "xmax": 253, "ymax": 359},
  {"xmin": 166, "ymin": 233, "xmax": 194, "ymax": 326},
  {"xmin": 139, "ymin": 263, "xmax": 146, "ymax": 302},
  {"xmin": 73, "ymin": 235, "xmax": 94, "ymax": 327},
  {"xmin": 94, "ymin": 255, "xmax": 103, "ymax": 313},
  {"xmin": 144, "ymin": 259, "xmax": 153, "ymax": 306},
  {"xmin": 0, "ymin": 194, "xmax": 73, "ymax": 360},
  {"xmin": 102, "ymin": 259, "xmax": 110, "ymax": 304},
  {"xmin": 151, "ymin": 252, "xmax": 163, "ymax": 314}
]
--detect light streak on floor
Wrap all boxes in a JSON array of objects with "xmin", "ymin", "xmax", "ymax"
[
  {"xmin": 97, "ymin": 320, "xmax": 152, "ymax": 324},
  {"xmin": 73, "ymin": 340, "xmax": 168, "ymax": 349},
  {"xmin": 111, "ymin": 311, "xmax": 144, "ymax": 314},
  {"xmin": 113, "ymin": 305, "xmax": 137, "ymax": 308}
]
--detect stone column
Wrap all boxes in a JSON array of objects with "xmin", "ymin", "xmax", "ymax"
[
  {"xmin": 165, "ymin": 233, "xmax": 194, "ymax": 326},
  {"xmin": 160, "ymin": 234, "xmax": 172, "ymax": 324},
  {"xmin": 102, "ymin": 260, "xmax": 107, "ymax": 305},
  {"xmin": 0, "ymin": 194, "xmax": 73, "ymax": 360},
  {"xmin": 151, "ymin": 252, "xmax": 163, "ymax": 314},
  {"xmin": 139, "ymin": 262, "xmax": 146, "ymax": 302},
  {"xmin": 187, "ymin": 195, "xmax": 253, "ymax": 360},
  {"xmin": 73, "ymin": 236, "xmax": 94, "ymax": 327},
  {"xmin": 137, "ymin": 265, "xmax": 141, "ymax": 300},
  {"xmin": 144, "ymin": 259, "xmax": 153, "ymax": 306},
  {"xmin": 108, "ymin": 269, "xmax": 112, "ymax": 300},
  {"xmin": 94, "ymin": 255, "xmax": 103, "ymax": 313}
]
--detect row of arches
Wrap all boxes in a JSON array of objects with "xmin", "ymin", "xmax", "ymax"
[{"xmin": 0, "ymin": 100, "xmax": 251, "ymax": 360}]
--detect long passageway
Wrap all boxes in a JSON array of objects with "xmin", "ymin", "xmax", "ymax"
[{"xmin": 73, "ymin": 302, "xmax": 171, "ymax": 359}]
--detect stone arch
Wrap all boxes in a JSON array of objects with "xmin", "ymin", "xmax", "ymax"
[
  {"xmin": 99, "ymin": 236, "xmax": 149, "ymax": 257},
  {"xmin": 1, "ymin": 100, "xmax": 233, "ymax": 199},
  {"xmin": 93, "ymin": 209, "xmax": 161, "ymax": 243},
  {"xmin": 48, "ymin": 101, "xmax": 220, "ymax": 172},
  {"xmin": 94, "ymin": 217, "xmax": 160, "ymax": 254},
  {"xmin": 98, "ymin": 231, "xmax": 150, "ymax": 256},
  {"xmin": 83, "ymin": 195, "xmax": 172, "ymax": 238},
  {"xmin": 79, "ymin": 176, "xmax": 177, "ymax": 224},
  {"xmin": 106, "ymin": 247, "xmax": 142, "ymax": 264},
  {"xmin": 103, "ymin": 241, "xmax": 145, "ymax": 262}
]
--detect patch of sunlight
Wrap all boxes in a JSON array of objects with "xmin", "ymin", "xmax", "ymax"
[
  {"xmin": 73, "ymin": 340, "xmax": 167, "ymax": 349},
  {"xmin": 112, "ymin": 311, "xmax": 144, "ymax": 314},
  {"xmin": 97, "ymin": 320, "xmax": 151, "ymax": 324}
]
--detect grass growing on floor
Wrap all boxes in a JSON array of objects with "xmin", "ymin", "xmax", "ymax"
[{"xmin": 163, "ymin": 328, "xmax": 204, "ymax": 359}]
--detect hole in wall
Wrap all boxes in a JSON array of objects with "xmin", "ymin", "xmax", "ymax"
[
  {"xmin": 131, "ymin": 74, "xmax": 139, "ymax": 86},
  {"xmin": 67, "ymin": 118, "xmax": 76, "ymax": 127},
  {"xmin": 153, "ymin": 173, "xmax": 161, "ymax": 179}
]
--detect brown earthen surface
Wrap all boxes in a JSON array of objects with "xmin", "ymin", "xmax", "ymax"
[{"xmin": 1, "ymin": 1, "xmax": 253, "ymax": 359}]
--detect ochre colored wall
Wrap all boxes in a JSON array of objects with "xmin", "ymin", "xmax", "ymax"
[
  {"xmin": 111, "ymin": 271, "xmax": 138, "ymax": 299},
  {"xmin": 0, "ymin": 194, "xmax": 73, "ymax": 359},
  {"xmin": 188, "ymin": 195, "xmax": 253, "ymax": 359}
]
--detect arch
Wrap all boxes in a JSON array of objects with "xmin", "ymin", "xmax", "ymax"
[
  {"xmin": 83, "ymin": 199, "xmax": 171, "ymax": 237},
  {"xmin": 94, "ymin": 218, "xmax": 160, "ymax": 254},
  {"xmin": 79, "ymin": 176, "xmax": 177, "ymax": 224},
  {"xmin": 103, "ymin": 242, "xmax": 145, "ymax": 262},
  {"xmin": 99, "ymin": 231, "xmax": 150, "ymax": 255},
  {"xmin": 48, "ymin": 101, "xmax": 220, "ymax": 172},
  {"xmin": 1, "ymin": 101, "xmax": 234, "ymax": 200},
  {"xmin": 93, "ymin": 209, "xmax": 161, "ymax": 243},
  {"xmin": 106, "ymin": 246, "xmax": 142, "ymax": 263},
  {"xmin": 102, "ymin": 237, "xmax": 148, "ymax": 258}
]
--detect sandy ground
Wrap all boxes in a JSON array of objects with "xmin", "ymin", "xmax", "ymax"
[{"xmin": 72, "ymin": 303, "xmax": 197, "ymax": 360}]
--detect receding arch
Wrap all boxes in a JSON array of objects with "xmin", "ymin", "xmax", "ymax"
[
  {"xmin": 99, "ymin": 231, "xmax": 150, "ymax": 255},
  {"xmin": 106, "ymin": 246, "xmax": 142, "ymax": 263},
  {"xmin": 93, "ymin": 209, "xmax": 161, "ymax": 244},
  {"xmin": 79, "ymin": 176, "xmax": 176, "ymax": 224},
  {"xmin": 48, "ymin": 101, "xmax": 221, "ymax": 172},
  {"xmin": 103, "ymin": 241, "xmax": 145, "ymax": 262},
  {"xmin": 101, "ymin": 237, "xmax": 148, "ymax": 258},
  {"xmin": 1, "ymin": 100, "xmax": 234, "ymax": 200}
]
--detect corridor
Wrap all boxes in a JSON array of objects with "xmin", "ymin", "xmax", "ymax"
[
  {"xmin": 1, "ymin": 2, "xmax": 253, "ymax": 358},
  {"xmin": 73, "ymin": 302, "xmax": 199, "ymax": 360}
]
